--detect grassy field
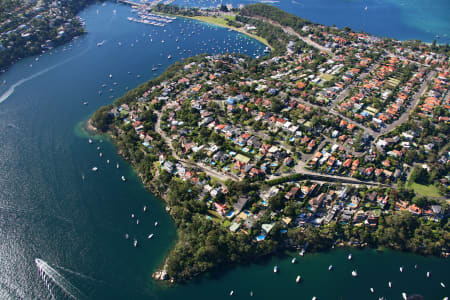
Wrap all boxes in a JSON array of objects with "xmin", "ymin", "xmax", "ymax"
[{"xmin": 408, "ymin": 182, "xmax": 441, "ymax": 197}]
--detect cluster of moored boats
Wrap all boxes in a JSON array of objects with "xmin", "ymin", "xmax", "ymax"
[
  {"xmin": 228, "ymin": 251, "xmax": 447, "ymax": 299},
  {"xmin": 128, "ymin": 9, "xmax": 176, "ymax": 27},
  {"xmin": 88, "ymin": 137, "xmax": 158, "ymax": 248}
]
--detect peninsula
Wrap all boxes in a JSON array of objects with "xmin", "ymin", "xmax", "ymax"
[{"xmin": 91, "ymin": 4, "xmax": 449, "ymax": 283}]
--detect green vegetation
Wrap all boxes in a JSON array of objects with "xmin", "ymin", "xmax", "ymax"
[{"xmin": 407, "ymin": 182, "xmax": 441, "ymax": 198}]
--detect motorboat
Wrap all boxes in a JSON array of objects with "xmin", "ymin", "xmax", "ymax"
[
  {"xmin": 328, "ymin": 265, "xmax": 333, "ymax": 271},
  {"xmin": 351, "ymin": 270, "xmax": 357, "ymax": 277},
  {"xmin": 370, "ymin": 288, "xmax": 374, "ymax": 293},
  {"xmin": 400, "ymin": 266, "xmax": 403, "ymax": 272},
  {"xmin": 88, "ymin": 139, "xmax": 93, "ymax": 144},
  {"xmin": 388, "ymin": 281, "xmax": 392, "ymax": 288},
  {"xmin": 296, "ymin": 275, "xmax": 301, "ymax": 283},
  {"xmin": 348, "ymin": 253, "xmax": 352, "ymax": 260},
  {"xmin": 154, "ymin": 221, "xmax": 158, "ymax": 227},
  {"xmin": 148, "ymin": 234, "xmax": 154, "ymax": 239},
  {"xmin": 291, "ymin": 258, "xmax": 296, "ymax": 264},
  {"xmin": 143, "ymin": 206, "xmax": 147, "ymax": 212},
  {"xmin": 426, "ymin": 271, "xmax": 430, "ymax": 278},
  {"xmin": 273, "ymin": 266, "xmax": 278, "ymax": 273},
  {"xmin": 92, "ymin": 167, "xmax": 98, "ymax": 171},
  {"xmin": 121, "ymin": 176, "xmax": 126, "ymax": 181},
  {"xmin": 133, "ymin": 239, "xmax": 138, "ymax": 247}
]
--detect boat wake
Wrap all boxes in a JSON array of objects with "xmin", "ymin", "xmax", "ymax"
[
  {"xmin": 35, "ymin": 258, "xmax": 87, "ymax": 300},
  {"xmin": 0, "ymin": 45, "xmax": 91, "ymax": 104}
]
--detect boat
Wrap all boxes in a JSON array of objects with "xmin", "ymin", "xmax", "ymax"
[
  {"xmin": 99, "ymin": 152, "xmax": 103, "ymax": 157},
  {"xmin": 97, "ymin": 40, "xmax": 105, "ymax": 47},
  {"xmin": 328, "ymin": 265, "xmax": 333, "ymax": 271},
  {"xmin": 83, "ymin": 101, "xmax": 88, "ymax": 105},
  {"xmin": 152, "ymin": 67, "xmax": 158, "ymax": 71},
  {"xmin": 148, "ymin": 233, "xmax": 154, "ymax": 239},
  {"xmin": 88, "ymin": 139, "xmax": 93, "ymax": 144},
  {"xmin": 109, "ymin": 74, "xmax": 112, "ymax": 78},
  {"xmin": 402, "ymin": 292, "xmax": 407, "ymax": 300},
  {"xmin": 229, "ymin": 290, "xmax": 234, "ymax": 296},
  {"xmin": 154, "ymin": 221, "xmax": 158, "ymax": 227},
  {"xmin": 426, "ymin": 271, "xmax": 430, "ymax": 278},
  {"xmin": 348, "ymin": 253, "xmax": 352, "ymax": 260},
  {"xmin": 312, "ymin": 297, "xmax": 317, "ymax": 300},
  {"xmin": 370, "ymin": 288, "xmax": 374, "ymax": 293},
  {"xmin": 351, "ymin": 270, "xmax": 357, "ymax": 277},
  {"xmin": 106, "ymin": 159, "xmax": 110, "ymax": 164},
  {"xmin": 131, "ymin": 213, "xmax": 135, "ymax": 218},
  {"xmin": 92, "ymin": 167, "xmax": 98, "ymax": 171},
  {"xmin": 273, "ymin": 266, "xmax": 278, "ymax": 273},
  {"xmin": 143, "ymin": 206, "xmax": 147, "ymax": 212},
  {"xmin": 81, "ymin": 175, "xmax": 85, "ymax": 181},
  {"xmin": 441, "ymin": 282, "xmax": 446, "ymax": 288},
  {"xmin": 136, "ymin": 219, "xmax": 139, "ymax": 225},
  {"xmin": 291, "ymin": 258, "xmax": 296, "ymax": 264},
  {"xmin": 116, "ymin": 163, "xmax": 119, "ymax": 169},
  {"xmin": 250, "ymin": 291, "xmax": 253, "ymax": 297},
  {"xmin": 364, "ymin": 6, "xmax": 368, "ymax": 11},
  {"xmin": 168, "ymin": 54, "xmax": 172, "ymax": 59},
  {"xmin": 121, "ymin": 175, "xmax": 126, "ymax": 182},
  {"xmin": 299, "ymin": 249, "xmax": 305, "ymax": 256},
  {"xmin": 400, "ymin": 266, "xmax": 403, "ymax": 272},
  {"xmin": 388, "ymin": 281, "xmax": 392, "ymax": 288},
  {"xmin": 125, "ymin": 233, "xmax": 129, "ymax": 239},
  {"xmin": 133, "ymin": 239, "xmax": 138, "ymax": 247},
  {"xmin": 296, "ymin": 275, "xmax": 301, "ymax": 283}
]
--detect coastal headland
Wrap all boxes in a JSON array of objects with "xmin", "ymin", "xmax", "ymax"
[{"xmin": 91, "ymin": 3, "xmax": 449, "ymax": 283}]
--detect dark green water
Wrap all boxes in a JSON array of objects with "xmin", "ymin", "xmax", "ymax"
[{"xmin": 0, "ymin": 2, "xmax": 447, "ymax": 300}]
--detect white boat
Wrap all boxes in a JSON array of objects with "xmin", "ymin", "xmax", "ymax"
[
  {"xmin": 402, "ymin": 292, "xmax": 407, "ymax": 300},
  {"xmin": 88, "ymin": 139, "xmax": 93, "ymax": 144},
  {"xmin": 92, "ymin": 167, "xmax": 98, "ymax": 171},
  {"xmin": 97, "ymin": 40, "xmax": 105, "ymax": 47},
  {"xmin": 348, "ymin": 253, "xmax": 352, "ymax": 260},
  {"xmin": 291, "ymin": 258, "xmax": 296, "ymax": 264},
  {"xmin": 136, "ymin": 219, "xmax": 139, "ymax": 225},
  {"xmin": 370, "ymin": 288, "xmax": 374, "ymax": 293},
  {"xmin": 299, "ymin": 249, "xmax": 305, "ymax": 256},
  {"xmin": 133, "ymin": 239, "xmax": 138, "ymax": 247},
  {"xmin": 351, "ymin": 270, "xmax": 357, "ymax": 277},
  {"xmin": 109, "ymin": 74, "xmax": 112, "ymax": 78},
  {"xmin": 154, "ymin": 221, "xmax": 158, "ymax": 227},
  {"xmin": 148, "ymin": 233, "xmax": 154, "ymax": 239},
  {"xmin": 143, "ymin": 206, "xmax": 147, "ymax": 212},
  {"xmin": 106, "ymin": 159, "xmax": 110, "ymax": 164},
  {"xmin": 312, "ymin": 297, "xmax": 317, "ymax": 300},
  {"xmin": 83, "ymin": 101, "xmax": 88, "ymax": 105},
  {"xmin": 426, "ymin": 271, "xmax": 430, "ymax": 278},
  {"xmin": 388, "ymin": 281, "xmax": 392, "ymax": 288},
  {"xmin": 131, "ymin": 214, "xmax": 134, "ymax": 218},
  {"xmin": 296, "ymin": 275, "xmax": 301, "ymax": 283},
  {"xmin": 400, "ymin": 266, "xmax": 403, "ymax": 272},
  {"xmin": 97, "ymin": 146, "xmax": 100, "ymax": 150},
  {"xmin": 229, "ymin": 290, "xmax": 234, "ymax": 296},
  {"xmin": 116, "ymin": 163, "xmax": 119, "ymax": 169},
  {"xmin": 125, "ymin": 233, "xmax": 129, "ymax": 239},
  {"xmin": 99, "ymin": 152, "xmax": 103, "ymax": 157},
  {"xmin": 328, "ymin": 265, "xmax": 333, "ymax": 271},
  {"xmin": 121, "ymin": 176, "xmax": 126, "ymax": 182},
  {"xmin": 250, "ymin": 291, "xmax": 253, "ymax": 297},
  {"xmin": 273, "ymin": 266, "xmax": 278, "ymax": 273},
  {"xmin": 441, "ymin": 282, "xmax": 446, "ymax": 288},
  {"xmin": 168, "ymin": 54, "xmax": 172, "ymax": 59}
]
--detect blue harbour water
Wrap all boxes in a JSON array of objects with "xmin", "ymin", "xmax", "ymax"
[
  {"xmin": 0, "ymin": 1, "xmax": 448, "ymax": 300},
  {"xmin": 175, "ymin": 0, "xmax": 450, "ymax": 44}
]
